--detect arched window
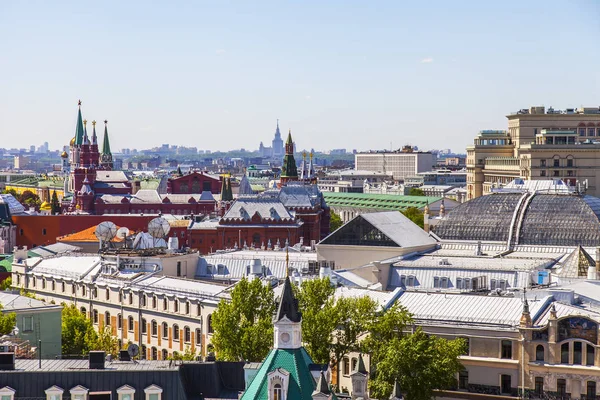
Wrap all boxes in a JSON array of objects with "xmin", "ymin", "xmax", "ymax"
[
  {"xmin": 151, "ymin": 347, "xmax": 158, "ymax": 360},
  {"xmin": 162, "ymin": 322, "xmax": 168, "ymax": 339},
  {"xmin": 117, "ymin": 314, "xmax": 122, "ymax": 329},
  {"xmin": 105, "ymin": 311, "xmax": 111, "ymax": 326},
  {"xmin": 141, "ymin": 318, "xmax": 147, "ymax": 334},
  {"xmin": 105, "ymin": 288, "xmax": 110, "ymax": 300},
  {"xmin": 151, "ymin": 320, "xmax": 158, "ymax": 336},
  {"xmin": 174, "ymin": 300, "xmax": 179, "ymax": 313},
  {"xmin": 162, "ymin": 349, "xmax": 168, "ymax": 360},
  {"xmin": 574, "ymin": 342, "xmax": 583, "ymax": 365},
  {"xmin": 92, "ymin": 309, "xmax": 99, "ymax": 324},
  {"xmin": 197, "ymin": 304, "xmax": 202, "ymax": 316},
  {"xmin": 173, "ymin": 324, "xmax": 180, "ymax": 341},
  {"xmin": 128, "ymin": 292, "xmax": 133, "ymax": 305},
  {"xmin": 587, "ymin": 344, "xmax": 595, "ymax": 366},
  {"xmin": 196, "ymin": 329, "xmax": 202, "ymax": 347},
  {"xmin": 51, "ymin": 280, "xmax": 55, "ymax": 291},
  {"xmin": 152, "ymin": 296, "xmax": 157, "ymax": 309},
  {"xmin": 253, "ymin": 233, "xmax": 260, "ymax": 246},
  {"xmin": 535, "ymin": 345, "xmax": 544, "ymax": 361},
  {"xmin": 184, "ymin": 326, "xmax": 191, "ymax": 343},
  {"xmin": 185, "ymin": 301, "xmax": 190, "ymax": 315},
  {"xmin": 273, "ymin": 384, "xmax": 282, "ymax": 400},
  {"xmin": 207, "ymin": 314, "xmax": 213, "ymax": 334},
  {"xmin": 80, "ymin": 307, "xmax": 87, "ymax": 316},
  {"xmin": 61, "ymin": 281, "xmax": 65, "ymax": 292},
  {"xmin": 128, "ymin": 316, "xmax": 134, "ymax": 332},
  {"xmin": 42, "ymin": 278, "xmax": 46, "ymax": 289},
  {"xmin": 163, "ymin": 298, "xmax": 168, "ymax": 311},
  {"xmin": 142, "ymin": 294, "xmax": 147, "ymax": 307},
  {"xmin": 141, "ymin": 345, "xmax": 147, "ymax": 360},
  {"xmin": 561, "ymin": 343, "xmax": 569, "ymax": 364},
  {"xmin": 32, "ymin": 276, "xmax": 36, "ymax": 287}
]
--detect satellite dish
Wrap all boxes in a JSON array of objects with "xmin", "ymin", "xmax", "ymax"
[
  {"xmin": 147, "ymin": 217, "xmax": 170, "ymax": 238},
  {"xmin": 94, "ymin": 221, "xmax": 117, "ymax": 242},
  {"xmin": 127, "ymin": 343, "xmax": 139, "ymax": 358},
  {"xmin": 116, "ymin": 227, "xmax": 130, "ymax": 241}
]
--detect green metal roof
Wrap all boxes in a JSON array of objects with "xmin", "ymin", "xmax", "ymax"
[
  {"xmin": 0, "ymin": 251, "xmax": 38, "ymax": 272},
  {"xmin": 323, "ymin": 192, "xmax": 440, "ymax": 211},
  {"xmin": 241, "ymin": 347, "xmax": 322, "ymax": 400},
  {"xmin": 75, "ymin": 105, "xmax": 85, "ymax": 146}
]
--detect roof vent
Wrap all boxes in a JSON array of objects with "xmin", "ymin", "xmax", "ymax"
[
  {"xmin": 89, "ymin": 351, "xmax": 105, "ymax": 369},
  {"xmin": 0, "ymin": 353, "xmax": 15, "ymax": 370}
]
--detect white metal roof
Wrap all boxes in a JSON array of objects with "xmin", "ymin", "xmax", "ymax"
[{"xmin": 359, "ymin": 211, "xmax": 437, "ymax": 248}]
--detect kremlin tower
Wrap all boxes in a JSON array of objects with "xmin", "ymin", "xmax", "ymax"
[
  {"xmin": 279, "ymin": 130, "xmax": 299, "ymax": 185},
  {"xmin": 64, "ymin": 101, "xmax": 113, "ymax": 213}
]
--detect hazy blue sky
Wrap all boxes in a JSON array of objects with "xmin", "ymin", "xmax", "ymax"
[{"xmin": 1, "ymin": 0, "xmax": 600, "ymax": 153}]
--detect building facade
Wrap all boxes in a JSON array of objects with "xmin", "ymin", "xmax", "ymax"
[
  {"xmin": 355, "ymin": 147, "xmax": 437, "ymax": 182},
  {"xmin": 467, "ymin": 106, "xmax": 600, "ymax": 200}
]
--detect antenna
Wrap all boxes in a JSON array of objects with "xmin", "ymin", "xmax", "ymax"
[
  {"xmin": 94, "ymin": 221, "xmax": 117, "ymax": 250},
  {"xmin": 127, "ymin": 343, "xmax": 139, "ymax": 359},
  {"xmin": 147, "ymin": 217, "xmax": 170, "ymax": 248}
]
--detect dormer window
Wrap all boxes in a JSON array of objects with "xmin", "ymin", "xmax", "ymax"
[
  {"xmin": 144, "ymin": 385, "xmax": 163, "ymax": 400},
  {"xmin": 116, "ymin": 385, "xmax": 135, "ymax": 400},
  {"xmin": 45, "ymin": 385, "xmax": 64, "ymax": 400},
  {"xmin": 69, "ymin": 385, "xmax": 88, "ymax": 400},
  {"xmin": 0, "ymin": 387, "xmax": 16, "ymax": 400}
]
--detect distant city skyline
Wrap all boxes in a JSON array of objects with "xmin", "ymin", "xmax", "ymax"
[{"xmin": 1, "ymin": 1, "xmax": 599, "ymax": 152}]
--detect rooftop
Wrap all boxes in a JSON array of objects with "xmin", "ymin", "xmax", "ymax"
[{"xmin": 322, "ymin": 192, "xmax": 441, "ymax": 210}]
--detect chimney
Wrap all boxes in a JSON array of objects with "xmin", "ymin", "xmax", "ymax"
[
  {"xmin": 0, "ymin": 353, "xmax": 15, "ymax": 370},
  {"xmin": 89, "ymin": 351, "xmax": 105, "ymax": 369}
]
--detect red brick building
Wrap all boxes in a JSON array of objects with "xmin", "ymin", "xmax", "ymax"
[{"xmin": 167, "ymin": 171, "xmax": 222, "ymax": 195}]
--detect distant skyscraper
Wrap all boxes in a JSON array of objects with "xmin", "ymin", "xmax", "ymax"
[{"xmin": 271, "ymin": 120, "xmax": 284, "ymax": 159}]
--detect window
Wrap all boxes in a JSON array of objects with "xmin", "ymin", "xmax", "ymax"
[
  {"xmin": 163, "ymin": 298, "xmax": 168, "ymax": 311},
  {"xmin": 207, "ymin": 315, "xmax": 213, "ymax": 333},
  {"xmin": 534, "ymin": 377, "xmax": 543, "ymax": 396},
  {"xmin": 142, "ymin": 318, "xmax": 147, "ymax": 334},
  {"xmin": 141, "ymin": 295, "xmax": 147, "ymax": 307},
  {"xmin": 104, "ymin": 312, "xmax": 110, "ymax": 327},
  {"xmin": 51, "ymin": 280, "xmax": 55, "ymax": 291},
  {"xmin": 561, "ymin": 343, "xmax": 569, "ymax": 363},
  {"xmin": 540, "ymin": 159, "xmax": 546, "ymax": 167},
  {"xmin": 351, "ymin": 358, "xmax": 357, "ymax": 372},
  {"xmin": 587, "ymin": 344, "xmax": 595, "ymax": 366},
  {"xmin": 144, "ymin": 385, "xmax": 163, "ymax": 400},
  {"xmin": 574, "ymin": 341, "xmax": 582, "ymax": 365},
  {"xmin": 184, "ymin": 326, "xmax": 191, "ymax": 343},
  {"xmin": 580, "ymin": 128, "xmax": 586, "ymax": 136},
  {"xmin": 501, "ymin": 340, "xmax": 512, "ymax": 359},
  {"xmin": 458, "ymin": 369, "xmax": 468, "ymax": 390},
  {"xmin": 152, "ymin": 296, "xmax": 157, "ymax": 309},
  {"xmin": 196, "ymin": 329, "xmax": 202, "ymax": 347},
  {"xmin": 197, "ymin": 304, "xmax": 201, "ymax": 316},
  {"xmin": 461, "ymin": 337, "xmax": 470, "ymax": 355},
  {"xmin": 567, "ymin": 170, "xmax": 574, "ymax": 177},
  {"xmin": 0, "ymin": 386, "xmax": 15, "ymax": 400},
  {"xmin": 128, "ymin": 293, "xmax": 133, "ymax": 305},
  {"xmin": 540, "ymin": 170, "xmax": 546, "ymax": 177},
  {"xmin": 150, "ymin": 348, "xmax": 158, "ymax": 361},
  {"xmin": 69, "ymin": 385, "xmax": 89, "ymax": 400},
  {"xmin": 162, "ymin": 349, "xmax": 168, "ymax": 360},
  {"xmin": 500, "ymin": 374, "xmax": 511, "ymax": 394},
  {"xmin": 80, "ymin": 307, "xmax": 86, "ymax": 317},
  {"xmin": 176, "ymin": 262, "xmax": 181, "ymax": 277},
  {"xmin": 42, "ymin": 228, "xmax": 47, "ymax": 236},
  {"xmin": 553, "ymin": 159, "xmax": 560, "ymax": 167},
  {"xmin": 433, "ymin": 276, "xmax": 440, "ymax": 288},
  {"xmin": 92, "ymin": 288, "xmax": 97, "ymax": 298},
  {"xmin": 174, "ymin": 300, "xmax": 179, "ymax": 313},
  {"xmin": 22, "ymin": 315, "xmax": 33, "ymax": 332},
  {"xmin": 151, "ymin": 320, "xmax": 158, "ymax": 336},
  {"xmin": 61, "ymin": 282, "xmax": 65, "ymax": 293},
  {"xmin": 553, "ymin": 170, "xmax": 560, "ymax": 177},
  {"xmin": 128, "ymin": 316, "xmax": 134, "ymax": 332},
  {"xmin": 407, "ymin": 275, "xmax": 415, "ymax": 287},
  {"xmin": 117, "ymin": 314, "xmax": 122, "ymax": 329},
  {"xmin": 343, "ymin": 357, "xmax": 350, "ymax": 375},
  {"xmin": 173, "ymin": 324, "xmax": 180, "ymax": 341},
  {"xmin": 588, "ymin": 381, "xmax": 596, "ymax": 400},
  {"xmin": 162, "ymin": 322, "xmax": 168, "ymax": 339},
  {"xmin": 273, "ymin": 384, "xmax": 282, "ymax": 400},
  {"xmin": 185, "ymin": 302, "xmax": 190, "ymax": 315},
  {"xmin": 42, "ymin": 278, "xmax": 46, "ymax": 289},
  {"xmin": 589, "ymin": 128, "xmax": 596, "ymax": 137},
  {"xmin": 535, "ymin": 345, "xmax": 544, "ymax": 362},
  {"xmin": 45, "ymin": 386, "xmax": 64, "ymax": 400},
  {"xmin": 557, "ymin": 379, "xmax": 566, "ymax": 398},
  {"xmin": 92, "ymin": 310, "xmax": 98, "ymax": 324},
  {"xmin": 117, "ymin": 385, "xmax": 135, "ymax": 400},
  {"xmin": 567, "ymin": 159, "xmax": 573, "ymax": 167}
]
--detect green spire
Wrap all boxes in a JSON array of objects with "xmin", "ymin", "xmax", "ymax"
[
  {"xmin": 221, "ymin": 176, "xmax": 233, "ymax": 201},
  {"xmin": 102, "ymin": 120, "xmax": 112, "ymax": 155},
  {"xmin": 74, "ymin": 100, "xmax": 85, "ymax": 146},
  {"xmin": 286, "ymin": 130, "xmax": 293, "ymax": 145}
]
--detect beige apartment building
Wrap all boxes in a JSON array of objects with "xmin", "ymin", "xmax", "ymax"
[
  {"xmin": 467, "ymin": 106, "xmax": 600, "ymax": 199},
  {"xmin": 355, "ymin": 146, "xmax": 437, "ymax": 181}
]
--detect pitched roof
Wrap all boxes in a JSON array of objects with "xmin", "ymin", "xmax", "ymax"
[
  {"xmin": 223, "ymin": 198, "xmax": 294, "ymax": 222},
  {"xmin": 241, "ymin": 347, "xmax": 316, "ymax": 400},
  {"xmin": 558, "ymin": 245, "xmax": 595, "ymax": 278},
  {"xmin": 58, "ymin": 225, "xmax": 126, "ymax": 243},
  {"xmin": 275, "ymin": 277, "xmax": 302, "ymax": 323}
]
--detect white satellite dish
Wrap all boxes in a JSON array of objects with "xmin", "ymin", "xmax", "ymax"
[
  {"xmin": 116, "ymin": 227, "xmax": 130, "ymax": 241},
  {"xmin": 94, "ymin": 221, "xmax": 117, "ymax": 242},
  {"xmin": 147, "ymin": 217, "xmax": 170, "ymax": 238}
]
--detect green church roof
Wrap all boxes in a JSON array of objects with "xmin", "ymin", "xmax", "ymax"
[
  {"xmin": 241, "ymin": 347, "xmax": 318, "ymax": 400},
  {"xmin": 102, "ymin": 121, "xmax": 111, "ymax": 155}
]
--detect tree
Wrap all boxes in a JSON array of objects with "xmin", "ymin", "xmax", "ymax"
[
  {"xmin": 330, "ymin": 211, "xmax": 343, "ymax": 232},
  {"xmin": 330, "ymin": 296, "xmax": 378, "ymax": 384},
  {"xmin": 296, "ymin": 278, "xmax": 338, "ymax": 364},
  {"xmin": 211, "ymin": 277, "xmax": 275, "ymax": 361},
  {"xmin": 169, "ymin": 346, "xmax": 198, "ymax": 361},
  {"xmin": 401, "ymin": 207, "xmax": 424, "ymax": 229},
  {"xmin": 61, "ymin": 304, "xmax": 98, "ymax": 356},
  {"xmin": 0, "ymin": 277, "xmax": 11, "ymax": 291},
  {"xmin": 95, "ymin": 326, "xmax": 119, "ymax": 357},
  {"xmin": 50, "ymin": 190, "xmax": 61, "ymax": 215},
  {"xmin": 0, "ymin": 304, "xmax": 16, "ymax": 335},
  {"xmin": 368, "ymin": 328, "xmax": 466, "ymax": 400},
  {"xmin": 2, "ymin": 189, "xmax": 17, "ymax": 197},
  {"xmin": 408, "ymin": 187, "xmax": 425, "ymax": 196},
  {"xmin": 18, "ymin": 190, "xmax": 41, "ymax": 209}
]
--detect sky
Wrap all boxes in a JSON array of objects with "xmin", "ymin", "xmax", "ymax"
[{"xmin": 1, "ymin": 1, "xmax": 600, "ymax": 154}]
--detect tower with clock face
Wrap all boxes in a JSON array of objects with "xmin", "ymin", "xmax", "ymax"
[{"xmin": 274, "ymin": 277, "xmax": 302, "ymax": 350}]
